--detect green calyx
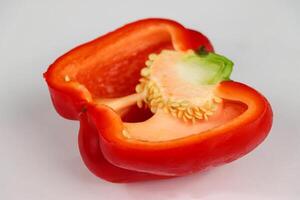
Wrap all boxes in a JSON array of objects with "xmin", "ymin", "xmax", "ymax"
[{"xmin": 178, "ymin": 47, "xmax": 233, "ymax": 85}]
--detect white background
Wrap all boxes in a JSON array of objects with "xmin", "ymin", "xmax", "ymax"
[{"xmin": 1, "ymin": 0, "xmax": 299, "ymax": 199}]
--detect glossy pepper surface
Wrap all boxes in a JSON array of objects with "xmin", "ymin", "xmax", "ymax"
[{"xmin": 44, "ymin": 18, "xmax": 272, "ymax": 183}]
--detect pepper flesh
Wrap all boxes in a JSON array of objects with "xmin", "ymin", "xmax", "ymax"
[
  {"xmin": 88, "ymin": 81, "xmax": 272, "ymax": 176},
  {"xmin": 78, "ymin": 113, "xmax": 168, "ymax": 182},
  {"xmin": 44, "ymin": 18, "xmax": 272, "ymax": 182},
  {"xmin": 45, "ymin": 18, "xmax": 214, "ymax": 120}
]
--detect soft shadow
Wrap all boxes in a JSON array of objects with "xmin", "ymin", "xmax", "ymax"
[
  {"xmin": 17, "ymin": 85, "xmax": 293, "ymax": 199},
  {"xmin": 16, "ymin": 85, "xmax": 99, "ymax": 184},
  {"xmin": 123, "ymin": 153, "xmax": 289, "ymax": 200}
]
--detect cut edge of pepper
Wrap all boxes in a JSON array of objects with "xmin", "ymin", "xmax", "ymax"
[{"xmin": 87, "ymin": 80, "xmax": 271, "ymax": 149}]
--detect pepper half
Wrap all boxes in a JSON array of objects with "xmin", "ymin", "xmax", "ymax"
[{"xmin": 44, "ymin": 18, "xmax": 272, "ymax": 182}]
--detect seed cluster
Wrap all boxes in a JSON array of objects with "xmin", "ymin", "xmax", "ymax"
[{"xmin": 135, "ymin": 53, "xmax": 222, "ymax": 123}]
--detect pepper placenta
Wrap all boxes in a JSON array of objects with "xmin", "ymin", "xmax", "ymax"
[{"xmin": 44, "ymin": 18, "xmax": 273, "ymax": 182}]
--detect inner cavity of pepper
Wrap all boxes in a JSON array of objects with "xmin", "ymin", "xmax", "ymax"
[{"xmin": 91, "ymin": 49, "xmax": 247, "ymax": 141}]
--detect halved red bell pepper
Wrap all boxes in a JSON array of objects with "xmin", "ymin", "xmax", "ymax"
[{"xmin": 44, "ymin": 18, "xmax": 272, "ymax": 182}]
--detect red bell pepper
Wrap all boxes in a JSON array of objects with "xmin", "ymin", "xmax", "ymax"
[{"xmin": 44, "ymin": 18, "xmax": 272, "ymax": 182}]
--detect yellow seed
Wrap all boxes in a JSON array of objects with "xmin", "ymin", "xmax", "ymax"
[
  {"xmin": 184, "ymin": 112, "xmax": 193, "ymax": 119},
  {"xmin": 171, "ymin": 110, "xmax": 177, "ymax": 118},
  {"xmin": 171, "ymin": 102, "xmax": 180, "ymax": 108},
  {"xmin": 163, "ymin": 106, "xmax": 169, "ymax": 114},
  {"xmin": 148, "ymin": 88, "xmax": 155, "ymax": 96},
  {"xmin": 195, "ymin": 112, "xmax": 203, "ymax": 119},
  {"xmin": 135, "ymin": 84, "xmax": 143, "ymax": 93},
  {"xmin": 122, "ymin": 129, "xmax": 130, "ymax": 138},
  {"xmin": 150, "ymin": 107, "xmax": 157, "ymax": 113},
  {"xmin": 214, "ymin": 97, "xmax": 222, "ymax": 103},
  {"xmin": 139, "ymin": 78, "xmax": 146, "ymax": 83},
  {"xmin": 192, "ymin": 107, "xmax": 199, "ymax": 114},
  {"xmin": 141, "ymin": 68, "xmax": 151, "ymax": 77},
  {"xmin": 180, "ymin": 101, "xmax": 190, "ymax": 107},
  {"xmin": 167, "ymin": 106, "xmax": 175, "ymax": 113},
  {"xmin": 183, "ymin": 115, "xmax": 188, "ymax": 123},
  {"xmin": 64, "ymin": 75, "xmax": 70, "ymax": 82},
  {"xmin": 144, "ymin": 96, "xmax": 150, "ymax": 103},
  {"xmin": 145, "ymin": 60, "xmax": 152, "ymax": 66},
  {"xmin": 148, "ymin": 86, "xmax": 156, "ymax": 96},
  {"xmin": 199, "ymin": 106, "xmax": 208, "ymax": 113},
  {"xmin": 150, "ymin": 98, "xmax": 160, "ymax": 106},
  {"xmin": 152, "ymin": 86, "xmax": 159, "ymax": 94},
  {"xmin": 204, "ymin": 114, "xmax": 208, "ymax": 120},
  {"xmin": 150, "ymin": 94, "xmax": 160, "ymax": 101},
  {"xmin": 203, "ymin": 101, "xmax": 212, "ymax": 110},
  {"xmin": 149, "ymin": 99, "xmax": 155, "ymax": 106},
  {"xmin": 156, "ymin": 95, "xmax": 163, "ymax": 101},
  {"xmin": 137, "ymin": 100, "xmax": 143, "ymax": 108},
  {"xmin": 157, "ymin": 102, "xmax": 164, "ymax": 108},
  {"xmin": 149, "ymin": 54, "xmax": 158, "ymax": 60},
  {"xmin": 178, "ymin": 106, "xmax": 186, "ymax": 111},
  {"xmin": 147, "ymin": 96, "xmax": 155, "ymax": 103},
  {"xmin": 193, "ymin": 106, "xmax": 200, "ymax": 112},
  {"xmin": 187, "ymin": 107, "xmax": 193, "ymax": 115},
  {"xmin": 167, "ymin": 97, "xmax": 175, "ymax": 103},
  {"xmin": 177, "ymin": 110, "xmax": 184, "ymax": 119},
  {"xmin": 146, "ymin": 84, "xmax": 153, "ymax": 92},
  {"xmin": 146, "ymin": 82, "xmax": 154, "ymax": 90}
]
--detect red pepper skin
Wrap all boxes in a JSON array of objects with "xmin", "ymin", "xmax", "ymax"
[
  {"xmin": 88, "ymin": 81, "xmax": 272, "ymax": 176},
  {"xmin": 44, "ymin": 18, "xmax": 215, "ymax": 182},
  {"xmin": 45, "ymin": 18, "xmax": 213, "ymax": 120},
  {"xmin": 78, "ymin": 113, "xmax": 168, "ymax": 182}
]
